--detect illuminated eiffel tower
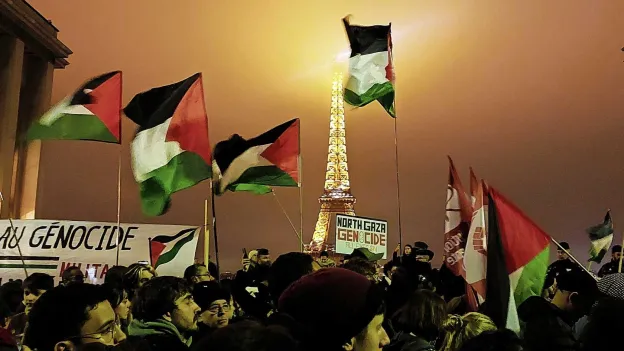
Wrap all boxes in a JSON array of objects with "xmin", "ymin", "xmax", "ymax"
[{"xmin": 308, "ymin": 73, "xmax": 356, "ymax": 253}]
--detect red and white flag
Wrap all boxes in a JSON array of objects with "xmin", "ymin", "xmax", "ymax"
[
  {"xmin": 464, "ymin": 180, "xmax": 489, "ymax": 305},
  {"xmin": 444, "ymin": 157, "xmax": 473, "ymax": 276}
]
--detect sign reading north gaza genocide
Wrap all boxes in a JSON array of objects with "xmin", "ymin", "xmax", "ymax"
[
  {"xmin": 335, "ymin": 214, "xmax": 388, "ymax": 259},
  {"xmin": 0, "ymin": 219, "xmax": 198, "ymax": 284}
]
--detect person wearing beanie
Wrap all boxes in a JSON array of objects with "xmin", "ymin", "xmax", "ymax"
[
  {"xmin": 273, "ymin": 267, "xmax": 390, "ymax": 351},
  {"xmin": 597, "ymin": 245, "xmax": 623, "ymax": 277},
  {"xmin": 192, "ymin": 281, "xmax": 232, "ymax": 345}
]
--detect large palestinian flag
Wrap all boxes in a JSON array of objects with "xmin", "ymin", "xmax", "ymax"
[
  {"xmin": 212, "ymin": 119, "xmax": 299, "ymax": 195},
  {"xmin": 124, "ymin": 73, "xmax": 212, "ymax": 216},
  {"xmin": 484, "ymin": 187, "xmax": 550, "ymax": 332},
  {"xmin": 587, "ymin": 210, "xmax": 614, "ymax": 263},
  {"xmin": 150, "ymin": 228, "xmax": 199, "ymax": 277},
  {"xmin": 342, "ymin": 16, "xmax": 395, "ymax": 118},
  {"xmin": 28, "ymin": 71, "xmax": 122, "ymax": 143}
]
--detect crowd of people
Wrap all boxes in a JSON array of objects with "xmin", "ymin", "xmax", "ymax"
[{"xmin": 0, "ymin": 241, "xmax": 622, "ymax": 351}]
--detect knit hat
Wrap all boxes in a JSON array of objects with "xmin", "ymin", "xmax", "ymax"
[
  {"xmin": 613, "ymin": 245, "xmax": 622, "ymax": 254},
  {"xmin": 556, "ymin": 269, "xmax": 598, "ymax": 297},
  {"xmin": 193, "ymin": 281, "xmax": 231, "ymax": 311},
  {"xmin": 277, "ymin": 268, "xmax": 384, "ymax": 348},
  {"xmin": 597, "ymin": 273, "xmax": 624, "ymax": 300}
]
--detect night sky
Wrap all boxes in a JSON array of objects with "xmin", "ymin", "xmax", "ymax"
[{"xmin": 28, "ymin": 0, "xmax": 624, "ymax": 271}]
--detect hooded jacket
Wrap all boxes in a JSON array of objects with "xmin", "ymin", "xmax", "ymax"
[{"xmin": 126, "ymin": 319, "xmax": 191, "ymax": 351}]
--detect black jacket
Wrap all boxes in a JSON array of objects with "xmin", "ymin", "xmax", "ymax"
[
  {"xmin": 384, "ymin": 332, "xmax": 435, "ymax": 351},
  {"xmin": 518, "ymin": 296, "xmax": 579, "ymax": 351}
]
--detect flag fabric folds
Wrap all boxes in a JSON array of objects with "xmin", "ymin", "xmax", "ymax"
[
  {"xmin": 125, "ymin": 73, "xmax": 212, "ymax": 216},
  {"xmin": 28, "ymin": 71, "xmax": 122, "ymax": 143},
  {"xmin": 469, "ymin": 167, "xmax": 478, "ymax": 208},
  {"xmin": 484, "ymin": 187, "xmax": 550, "ymax": 332},
  {"xmin": 587, "ymin": 210, "xmax": 614, "ymax": 263},
  {"xmin": 342, "ymin": 16, "xmax": 396, "ymax": 118},
  {"xmin": 464, "ymin": 180, "xmax": 489, "ymax": 305},
  {"xmin": 212, "ymin": 119, "xmax": 300, "ymax": 195},
  {"xmin": 150, "ymin": 228, "xmax": 199, "ymax": 276},
  {"xmin": 444, "ymin": 157, "xmax": 473, "ymax": 276}
]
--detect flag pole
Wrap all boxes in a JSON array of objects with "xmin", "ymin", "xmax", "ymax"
[
  {"xmin": 271, "ymin": 190, "xmax": 303, "ymax": 247},
  {"xmin": 204, "ymin": 199, "xmax": 210, "ymax": 265},
  {"xmin": 0, "ymin": 192, "xmax": 28, "ymax": 277},
  {"xmin": 618, "ymin": 231, "xmax": 624, "ymax": 273},
  {"xmin": 210, "ymin": 181, "xmax": 221, "ymax": 281},
  {"xmin": 392, "ymin": 117, "xmax": 403, "ymax": 250},
  {"xmin": 115, "ymin": 150, "xmax": 122, "ymax": 266},
  {"xmin": 148, "ymin": 237, "xmax": 153, "ymax": 267},
  {"xmin": 298, "ymin": 120, "xmax": 304, "ymax": 252},
  {"xmin": 551, "ymin": 237, "xmax": 596, "ymax": 280}
]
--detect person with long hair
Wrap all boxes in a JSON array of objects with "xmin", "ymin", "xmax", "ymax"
[
  {"xmin": 123, "ymin": 263, "xmax": 156, "ymax": 300},
  {"xmin": 439, "ymin": 313, "xmax": 497, "ymax": 351}
]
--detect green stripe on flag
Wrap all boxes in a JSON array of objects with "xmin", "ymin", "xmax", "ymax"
[
  {"xmin": 27, "ymin": 114, "xmax": 118, "ymax": 142},
  {"xmin": 225, "ymin": 165, "xmax": 297, "ymax": 194},
  {"xmin": 154, "ymin": 230, "xmax": 196, "ymax": 268},
  {"xmin": 140, "ymin": 151, "xmax": 211, "ymax": 216},
  {"xmin": 344, "ymin": 81, "xmax": 395, "ymax": 117},
  {"xmin": 514, "ymin": 246, "xmax": 550, "ymax": 305}
]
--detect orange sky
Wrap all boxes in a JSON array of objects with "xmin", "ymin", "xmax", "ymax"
[{"xmin": 29, "ymin": 0, "xmax": 624, "ymax": 270}]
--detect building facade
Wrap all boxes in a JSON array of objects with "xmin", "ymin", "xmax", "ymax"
[{"xmin": 0, "ymin": 0, "xmax": 71, "ymax": 219}]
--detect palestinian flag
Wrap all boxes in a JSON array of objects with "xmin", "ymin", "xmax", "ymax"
[
  {"xmin": 342, "ymin": 16, "xmax": 395, "ymax": 118},
  {"xmin": 28, "ymin": 71, "xmax": 122, "ymax": 143},
  {"xmin": 587, "ymin": 210, "xmax": 614, "ymax": 263},
  {"xmin": 125, "ymin": 73, "xmax": 212, "ymax": 216},
  {"xmin": 484, "ymin": 187, "xmax": 550, "ymax": 331},
  {"xmin": 212, "ymin": 119, "xmax": 300, "ymax": 195},
  {"xmin": 444, "ymin": 156, "xmax": 473, "ymax": 276},
  {"xmin": 150, "ymin": 228, "xmax": 199, "ymax": 277}
]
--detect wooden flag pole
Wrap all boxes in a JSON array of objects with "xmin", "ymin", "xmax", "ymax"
[
  {"xmin": 115, "ymin": 150, "xmax": 122, "ymax": 266},
  {"xmin": 618, "ymin": 231, "xmax": 624, "ymax": 273},
  {"xmin": 271, "ymin": 190, "xmax": 303, "ymax": 247},
  {"xmin": 204, "ymin": 199, "xmax": 210, "ymax": 265},
  {"xmin": 551, "ymin": 237, "xmax": 597, "ymax": 280},
  {"xmin": 297, "ymin": 120, "xmax": 304, "ymax": 252},
  {"xmin": 393, "ymin": 117, "xmax": 403, "ymax": 250}
]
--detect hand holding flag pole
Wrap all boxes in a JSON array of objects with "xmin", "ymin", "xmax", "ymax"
[{"xmin": 0, "ymin": 192, "xmax": 28, "ymax": 277}]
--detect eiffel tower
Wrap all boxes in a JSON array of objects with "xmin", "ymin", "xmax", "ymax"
[{"xmin": 308, "ymin": 73, "xmax": 356, "ymax": 253}]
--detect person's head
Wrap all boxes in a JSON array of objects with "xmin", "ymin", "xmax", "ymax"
[
  {"xmin": 320, "ymin": 251, "xmax": 330, "ymax": 263},
  {"xmin": 341, "ymin": 257, "xmax": 378, "ymax": 281},
  {"xmin": 62, "ymin": 267, "xmax": 85, "ymax": 286},
  {"xmin": 195, "ymin": 320, "xmax": 300, "ymax": 351},
  {"xmin": 104, "ymin": 266, "xmax": 127, "ymax": 286},
  {"xmin": 612, "ymin": 245, "xmax": 622, "ymax": 262},
  {"xmin": 193, "ymin": 281, "xmax": 232, "ymax": 329},
  {"xmin": 413, "ymin": 242, "xmax": 434, "ymax": 263},
  {"xmin": 392, "ymin": 289, "xmax": 447, "ymax": 342},
  {"xmin": 103, "ymin": 284, "xmax": 131, "ymax": 321},
  {"xmin": 269, "ymin": 252, "xmax": 315, "ymax": 305},
  {"xmin": 277, "ymin": 268, "xmax": 389, "ymax": 351},
  {"xmin": 123, "ymin": 263, "xmax": 155, "ymax": 297},
  {"xmin": 403, "ymin": 245, "xmax": 413, "ymax": 256},
  {"xmin": 551, "ymin": 268, "xmax": 599, "ymax": 318},
  {"xmin": 24, "ymin": 284, "xmax": 124, "ymax": 351},
  {"xmin": 557, "ymin": 242, "xmax": 570, "ymax": 260},
  {"xmin": 257, "ymin": 248, "xmax": 272, "ymax": 266},
  {"xmin": 440, "ymin": 313, "xmax": 497, "ymax": 351},
  {"xmin": 459, "ymin": 329, "xmax": 524, "ymax": 351},
  {"xmin": 184, "ymin": 264, "xmax": 214, "ymax": 285},
  {"xmin": 248, "ymin": 250, "xmax": 259, "ymax": 264},
  {"xmin": 132, "ymin": 276, "xmax": 200, "ymax": 334},
  {"xmin": 23, "ymin": 273, "xmax": 54, "ymax": 315},
  {"xmin": 580, "ymin": 297, "xmax": 624, "ymax": 351}
]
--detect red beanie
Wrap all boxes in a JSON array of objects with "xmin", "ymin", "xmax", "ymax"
[{"xmin": 277, "ymin": 268, "xmax": 384, "ymax": 347}]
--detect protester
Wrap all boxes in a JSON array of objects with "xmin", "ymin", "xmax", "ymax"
[
  {"xmin": 412, "ymin": 242, "xmax": 434, "ymax": 263},
  {"xmin": 192, "ymin": 281, "xmax": 231, "ymax": 343},
  {"xmin": 458, "ymin": 329, "xmax": 524, "ymax": 351},
  {"xmin": 544, "ymin": 242, "xmax": 576, "ymax": 293},
  {"xmin": 23, "ymin": 284, "xmax": 125, "ymax": 351},
  {"xmin": 184, "ymin": 264, "xmax": 215, "ymax": 285},
  {"xmin": 103, "ymin": 283, "xmax": 131, "ymax": 335},
  {"xmin": 61, "ymin": 267, "xmax": 85, "ymax": 286},
  {"xmin": 192, "ymin": 320, "xmax": 299, "ymax": 351},
  {"xmin": 273, "ymin": 267, "xmax": 390, "ymax": 351},
  {"xmin": 597, "ymin": 245, "xmax": 622, "ymax": 277},
  {"xmin": 7, "ymin": 273, "xmax": 54, "ymax": 340},
  {"xmin": 104, "ymin": 266, "xmax": 128, "ymax": 286},
  {"xmin": 439, "ymin": 313, "xmax": 497, "ymax": 351},
  {"xmin": 387, "ymin": 289, "xmax": 447, "ymax": 351},
  {"xmin": 317, "ymin": 250, "xmax": 336, "ymax": 268},
  {"xmin": 128, "ymin": 276, "xmax": 200, "ymax": 350},
  {"xmin": 579, "ymin": 297, "xmax": 624, "ymax": 351},
  {"xmin": 123, "ymin": 263, "xmax": 156, "ymax": 300},
  {"xmin": 268, "ymin": 252, "xmax": 315, "ymax": 306}
]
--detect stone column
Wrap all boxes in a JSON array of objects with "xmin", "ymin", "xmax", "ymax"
[
  {"xmin": 0, "ymin": 35, "xmax": 24, "ymax": 219},
  {"xmin": 13, "ymin": 55, "xmax": 54, "ymax": 219}
]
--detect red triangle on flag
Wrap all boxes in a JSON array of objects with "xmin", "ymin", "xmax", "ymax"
[
  {"xmin": 84, "ymin": 71, "xmax": 122, "ymax": 141},
  {"xmin": 261, "ymin": 119, "xmax": 300, "ymax": 183}
]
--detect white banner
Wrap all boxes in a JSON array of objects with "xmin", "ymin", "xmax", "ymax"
[
  {"xmin": 335, "ymin": 214, "xmax": 388, "ymax": 259},
  {"xmin": 0, "ymin": 219, "xmax": 198, "ymax": 284}
]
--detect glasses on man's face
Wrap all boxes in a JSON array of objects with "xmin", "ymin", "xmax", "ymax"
[
  {"xmin": 77, "ymin": 317, "xmax": 120, "ymax": 343},
  {"xmin": 207, "ymin": 303, "xmax": 230, "ymax": 315}
]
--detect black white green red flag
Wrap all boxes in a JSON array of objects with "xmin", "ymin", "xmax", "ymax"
[
  {"xmin": 212, "ymin": 119, "xmax": 300, "ymax": 195},
  {"xmin": 150, "ymin": 228, "xmax": 199, "ymax": 276},
  {"xmin": 342, "ymin": 16, "xmax": 395, "ymax": 118},
  {"xmin": 124, "ymin": 73, "xmax": 212, "ymax": 216},
  {"xmin": 587, "ymin": 210, "xmax": 614, "ymax": 263},
  {"xmin": 28, "ymin": 71, "xmax": 122, "ymax": 143}
]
